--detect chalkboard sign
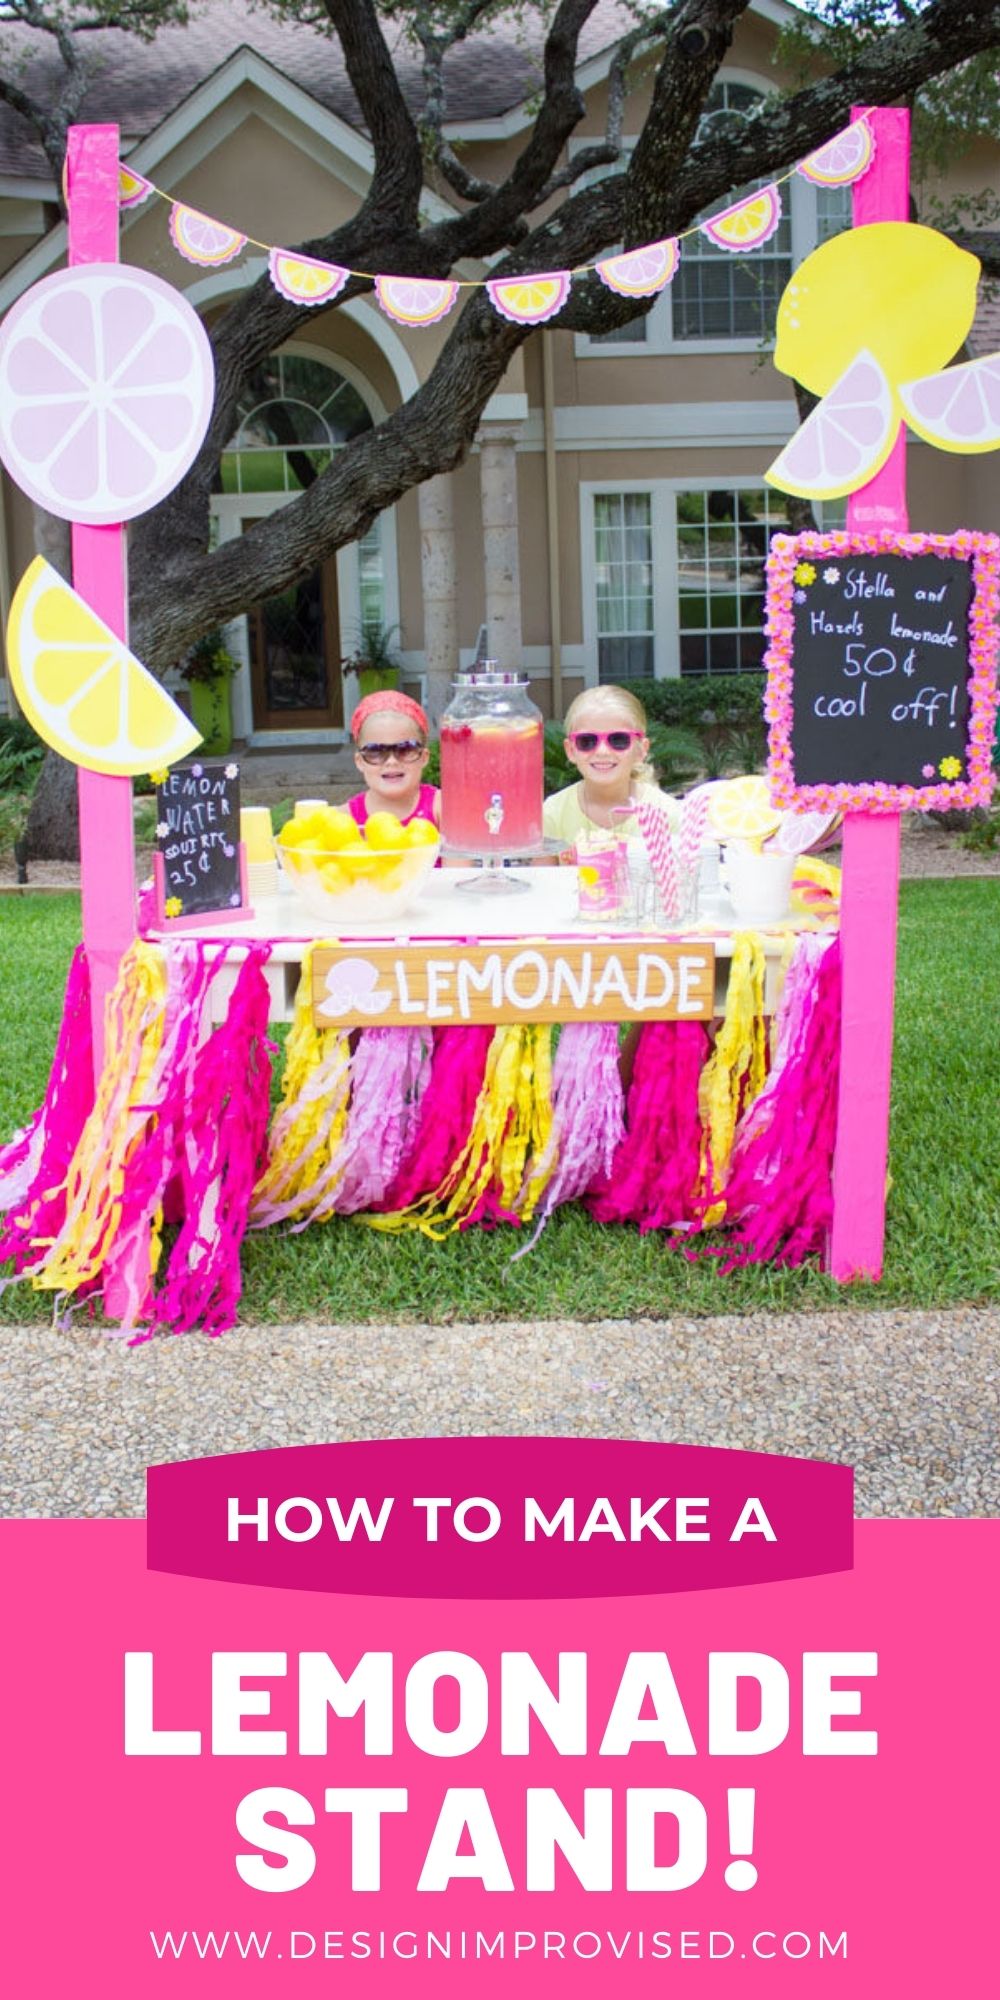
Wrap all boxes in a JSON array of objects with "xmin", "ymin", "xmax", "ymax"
[
  {"xmin": 153, "ymin": 759, "xmax": 249, "ymax": 925},
  {"xmin": 765, "ymin": 530, "xmax": 999, "ymax": 814}
]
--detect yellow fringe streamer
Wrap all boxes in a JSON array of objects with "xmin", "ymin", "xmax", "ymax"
[
  {"xmin": 28, "ymin": 940, "xmax": 168, "ymax": 1291},
  {"xmin": 251, "ymin": 948, "xmax": 350, "ymax": 1220},
  {"xmin": 698, "ymin": 930, "xmax": 767, "ymax": 1214},
  {"xmin": 366, "ymin": 1023, "xmax": 553, "ymax": 1239}
]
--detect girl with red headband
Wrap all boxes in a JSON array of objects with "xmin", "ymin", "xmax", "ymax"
[{"xmin": 346, "ymin": 690, "xmax": 440, "ymax": 831}]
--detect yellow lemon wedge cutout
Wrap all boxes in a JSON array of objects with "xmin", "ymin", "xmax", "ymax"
[{"xmin": 6, "ymin": 556, "xmax": 202, "ymax": 776}]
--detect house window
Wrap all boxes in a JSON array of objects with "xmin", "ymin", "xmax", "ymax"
[
  {"xmin": 218, "ymin": 355, "xmax": 373, "ymax": 495},
  {"xmin": 672, "ymin": 81, "xmax": 792, "ymax": 343},
  {"xmin": 357, "ymin": 518, "xmax": 385, "ymax": 632},
  {"xmin": 676, "ymin": 486, "xmax": 798, "ymax": 675},
  {"xmin": 594, "ymin": 491, "xmax": 654, "ymax": 680}
]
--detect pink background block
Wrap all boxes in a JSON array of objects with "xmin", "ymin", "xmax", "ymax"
[{"xmin": 0, "ymin": 1518, "xmax": 995, "ymax": 1995}]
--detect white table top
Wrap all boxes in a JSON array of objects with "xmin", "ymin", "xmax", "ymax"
[{"xmin": 149, "ymin": 866, "xmax": 835, "ymax": 959}]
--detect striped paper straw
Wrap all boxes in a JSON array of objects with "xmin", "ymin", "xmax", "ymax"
[
  {"xmin": 679, "ymin": 787, "xmax": 711, "ymax": 876},
  {"xmin": 636, "ymin": 800, "xmax": 679, "ymax": 919}
]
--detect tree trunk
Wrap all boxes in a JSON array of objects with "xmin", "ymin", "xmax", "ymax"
[{"xmin": 24, "ymin": 748, "xmax": 80, "ymax": 860}]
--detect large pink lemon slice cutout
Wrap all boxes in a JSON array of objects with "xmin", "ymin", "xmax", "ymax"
[{"xmin": 0, "ymin": 263, "xmax": 215, "ymax": 524}]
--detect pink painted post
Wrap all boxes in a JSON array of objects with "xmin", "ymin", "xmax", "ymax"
[
  {"xmin": 828, "ymin": 107, "xmax": 910, "ymax": 1282},
  {"xmin": 65, "ymin": 126, "xmax": 137, "ymax": 1075},
  {"xmin": 66, "ymin": 126, "xmax": 142, "ymax": 1324}
]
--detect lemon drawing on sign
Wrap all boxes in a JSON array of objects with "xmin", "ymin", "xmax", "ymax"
[
  {"xmin": 767, "ymin": 223, "xmax": 980, "ymax": 499},
  {"xmin": 6, "ymin": 556, "xmax": 202, "ymax": 776},
  {"xmin": 898, "ymin": 350, "xmax": 1000, "ymax": 453}
]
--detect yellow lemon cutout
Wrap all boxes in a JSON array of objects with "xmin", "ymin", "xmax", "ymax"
[
  {"xmin": 6, "ymin": 556, "xmax": 202, "ymax": 776},
  {"xmin": 774, "ymin": 223, "xmax": 979, "ymax": 401}
]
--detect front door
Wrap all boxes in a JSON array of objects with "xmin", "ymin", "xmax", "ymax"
[{"xmin": 247, "ymin": 548, "xmax": 344, "ymax": 730}]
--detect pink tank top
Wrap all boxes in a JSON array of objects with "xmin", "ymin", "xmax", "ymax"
[{"xmin": 346, "ymin": 783, "xmax": 438, "ymax": 829}]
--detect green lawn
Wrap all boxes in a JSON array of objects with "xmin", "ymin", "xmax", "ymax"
[{"xmin": 1, "ymin": 881, "xmax": 998, "ymax": 1323}]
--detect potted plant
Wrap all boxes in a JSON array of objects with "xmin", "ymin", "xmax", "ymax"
[
  {"xmin": 179, "ymin": 630, "xmax": 240, "ymax": 756},
  {"xmin": 341, "ymin": 618, "xmax": 402, "ymax": 698}
]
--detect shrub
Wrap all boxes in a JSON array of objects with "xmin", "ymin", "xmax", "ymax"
[{"xmin": 0, "ymin": 716, "xmax": 45, "ymax": 792}]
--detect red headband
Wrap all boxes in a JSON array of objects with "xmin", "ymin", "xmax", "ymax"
[{"xmin": 350, "ymin": 690, "xmax": 429, "ymax": 741}]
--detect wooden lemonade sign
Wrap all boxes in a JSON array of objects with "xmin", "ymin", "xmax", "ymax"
[
  {"xmin": 765, "ymin": 529, "xmax": 999, "ymax": 812},
  {"xmin": 312, "ymin": 939, "xmax": 716, "ymax": 1027}
]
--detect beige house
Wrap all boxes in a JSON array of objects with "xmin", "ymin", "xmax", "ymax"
[{"xmin": 1, "ymin": 0, "xmax": 998, "ymax": 744}]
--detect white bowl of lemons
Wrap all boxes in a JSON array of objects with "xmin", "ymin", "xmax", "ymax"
[{"xmin": 275, "ymin": 805, "xmax": 440, "ymax": 924}]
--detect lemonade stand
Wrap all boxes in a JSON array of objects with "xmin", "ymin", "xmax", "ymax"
[{"xmin": 0, "ymin": 112, "xmax": 997, "ymax": 1338}]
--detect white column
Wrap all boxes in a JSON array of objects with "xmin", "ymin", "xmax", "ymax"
[
  {"xmin": 418, "ymin": 472, "xmax": 458, "ymax": 725},
  {"xmin": 477, "ymin": 420, "xmax": 524, "ymax": 672}
]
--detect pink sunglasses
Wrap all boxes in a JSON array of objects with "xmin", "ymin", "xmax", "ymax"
[{"xmin": 568, "ymin": 729, "xmax": 644, "ymax": 753}]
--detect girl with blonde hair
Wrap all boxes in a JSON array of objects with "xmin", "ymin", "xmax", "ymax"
[{"xmin": 542, "ymin": 683, "xmax": 680, "ymax": 843}]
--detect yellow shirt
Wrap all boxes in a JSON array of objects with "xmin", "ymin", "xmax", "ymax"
[{"xmin": 542, "ymin": 780, "xmax": 682, "ymax": 845}]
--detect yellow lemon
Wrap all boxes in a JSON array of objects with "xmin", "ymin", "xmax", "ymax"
[
  {"xmin": 775, "ymin": 223, "xmax": 980, "ymax": 399},
  {"xmin": 338, "ymin": 841, "xmax": 380, "ymax": 878},
  {"xmin": 5, "ymin": 556, "xmax": 201, "ymax": 776},
  {"xmin": 363, "ymin": 810, "xmax": 405, "ymax": 850},
  {"xmin": 318, "ymin": 860, "xmax": 348, "ymax": 893},
  {"xmin": 316, "ymin": 806, "xmax": 356, "ymax": 850},
  {"xmin": 405, "ymin": 816, "xmax": 440, "ymax": 847}
]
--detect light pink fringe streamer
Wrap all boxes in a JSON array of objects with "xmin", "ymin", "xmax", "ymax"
[{"xmin": 509, "ymin": 1022, "xmax": 625, "ymax": 1258}]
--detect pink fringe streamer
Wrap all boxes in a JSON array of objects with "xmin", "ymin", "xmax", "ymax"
[
  {"xmin": 144, "ymin": 947, "xmax": 274, "ymax": 1339},
  {"xmin": 296, "ymin": 1027, "xmax": 432, "ymax": 1222},
  {"xmin": 376, "ymin": 1025, "xmax": 494, "ymax": 1210},
  {"xmin": 588, "ymin": 1020, "xmax": 709, "ymax": 1230},
  {"xmin": 706, "ymin": 934, "xmax": 842, "ymax": 1269},
  {"xmin": 0, "ymin": 945, "xmax": 95, "ymax": 1274}
]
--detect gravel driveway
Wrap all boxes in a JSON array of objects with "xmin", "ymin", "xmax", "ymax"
[{"xmin": 1, "ymin": 1306, "xmax": 996, "ymax": 1519}]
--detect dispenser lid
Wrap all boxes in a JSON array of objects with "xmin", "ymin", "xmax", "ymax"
[{"xmin": 454, "ymin": 661, "xmax": 529, "ymax": 686}]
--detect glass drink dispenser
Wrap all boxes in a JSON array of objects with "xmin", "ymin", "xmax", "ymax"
[{"xmin": 439, "ymin": 665, "xmax": 544, "ymax": 855}]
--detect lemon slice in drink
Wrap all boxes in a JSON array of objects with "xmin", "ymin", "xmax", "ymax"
[{"xmin": 6, "ymin": 556, "xmax": 202, "ymax": 775}]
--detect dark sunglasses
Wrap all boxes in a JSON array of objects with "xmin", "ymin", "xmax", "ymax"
[
  {"xmin": 356, "ymin": 739, "xmax": 427, "ymax": 766},
  {"xmin": 569, "ymin": 729, "xmax": 643, "ymax": 754}
]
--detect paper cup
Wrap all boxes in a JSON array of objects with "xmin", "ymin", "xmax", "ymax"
[{"xmin": 721, "ymin": 843, "xmax": 795, "ymax": 924}]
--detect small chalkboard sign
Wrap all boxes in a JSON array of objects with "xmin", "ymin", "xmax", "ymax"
[
  {"xmin": 153, "ymin": 759, "xmax": 250, "ymax": 926},
  {"xmin": 765, "ymin": 530, "xmax": 999, "ymax": 813}
]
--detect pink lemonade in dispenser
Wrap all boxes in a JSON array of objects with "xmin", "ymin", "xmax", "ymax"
[{"xmin": 440, "ymin": 667, "xmax": 544, "ymax": 854}]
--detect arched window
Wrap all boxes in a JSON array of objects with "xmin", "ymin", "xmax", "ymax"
[{"xmin": 218, "ymin": 353, "xmax": 374, "ymax": 495}]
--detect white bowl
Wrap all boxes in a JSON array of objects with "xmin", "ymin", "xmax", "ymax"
[{"xmin": 275, "ymin": 834, "xmax": 439, "ymax": 924}]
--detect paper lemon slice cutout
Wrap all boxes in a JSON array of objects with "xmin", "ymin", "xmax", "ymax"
[
  {"xmin": 118, "ymin": 164, "xmax": 155, "ymax": 209},
  {"xmin": 765, "ymin": 351, "xmax": 897, "ymax": 500},
  {"xmin": 0, "ymin": 263, "xmax": 214, "ymax": 525},
  {"xmin": 898, "ymin": 351, "xmax": 1000, "ymax": 453},
  {"xmin": 774, "ymin": 223, "xmax": 980, "ymax": 400},
  {"xmin": 6, "ymin": 557, "xmax": 202, "ymax": 776},
  {"xmin": 269, "ymin": 249, "xmax": 349, "ymax": 306},
  {"xmin": 486, "ymin": 272, "xmax": 571, "ymax": 324},
  {"xmin": 708, "ymin": 776, "xmax": 782, "ymax": 845},
  {"xmin": 596, "ymin": 238, "xmax": 680, "ymax": 298},
  {"xmin": 701, "ymin": 186, "xmax": 782, "ymax": 252},
  {"xmin": 169, "ymin": 203, "xmax": 247, "ymax": 266},
  {"xmin": 375, "ymin": 275, "xmax": 460, "ymax": 327},
  {"xmin": 798, "ymin": 121, "xmax": 875, "ymax": 188}
]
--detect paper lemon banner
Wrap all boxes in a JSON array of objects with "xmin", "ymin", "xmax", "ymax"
[
  {"xmin": 114, "ymin": 114, "xmax": 877, "ymax": 326},
  {"xmin": 6, "ymin": 556, "xmax": 202, "ymax": 776},
  {"xmin": 0, "ymin": 263, "xmax": 215, "ymax": 525}
]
